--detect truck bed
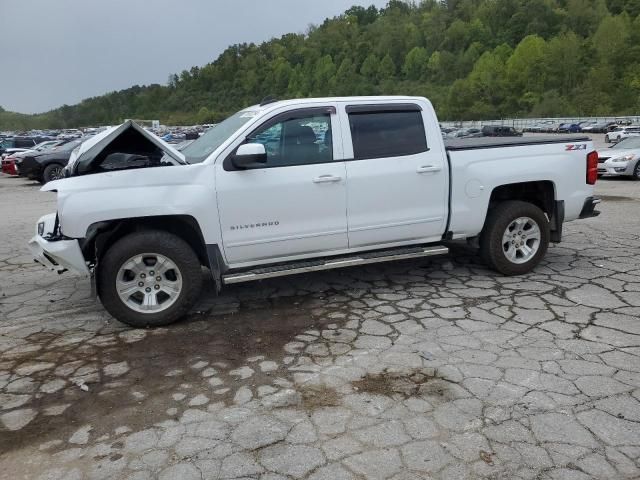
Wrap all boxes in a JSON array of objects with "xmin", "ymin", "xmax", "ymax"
[{"xmin": 445, "ymin": 135, "xmax": 591, "ymax": 151}]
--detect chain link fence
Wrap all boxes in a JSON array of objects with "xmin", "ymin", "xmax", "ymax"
[{"xmin": 441, "ymin": 116, "xmax": 640, "ymax": 130}]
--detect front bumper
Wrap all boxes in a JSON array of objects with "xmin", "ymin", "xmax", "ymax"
[
  {"xmin": 579, "ymin": 197, "xmax": 601, "ymax": 219},
  {"xmin": 597, "ymin": 161, "xmax": 634, "ymax": 176},
  {"xmin": 28, "ymin": 213, "xmax": 89, "ymax": 275}
]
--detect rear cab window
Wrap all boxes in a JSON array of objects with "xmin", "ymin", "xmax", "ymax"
[{"xmin": 346, "ymin": 104, "xmax": 428, "ymax": 160}]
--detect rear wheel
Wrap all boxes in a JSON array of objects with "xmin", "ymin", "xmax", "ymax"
[
  {"xmin": 98, "ymin": 230, "xmax": 203, "ymax": 327},
  {"xmin": 480, "ymin": 201, "xmax": 550, "ymax": 275},
  {"xmin": 42, "ymin": 163, "xmax": 64, "ymax": 183}
]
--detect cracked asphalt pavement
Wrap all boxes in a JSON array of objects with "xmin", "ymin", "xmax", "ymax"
[{"xmin": 0, "ymin": 174, "xmax": 639, "ymax": 480}]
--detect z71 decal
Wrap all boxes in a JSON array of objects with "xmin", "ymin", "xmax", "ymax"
[{"xmin": 565, "ymin": 144, "xmax": 587, "ymax": 151}]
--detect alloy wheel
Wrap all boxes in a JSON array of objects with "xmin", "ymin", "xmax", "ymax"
[
  {"xmin": 115, "ymin": 253, "xmax": 183, "ymax": 313},
  {"xmin": 501, "ymin": 216, "xmax": 542, "ymax": 264}
]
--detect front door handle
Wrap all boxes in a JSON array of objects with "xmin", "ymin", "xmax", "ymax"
[
  {"xmin": 313, "ymin": 175, "xmax": 342, "ymax": 183},
  {"xmin": 416, "ymin": 165, "xmax": 441, "ymax": 173}
]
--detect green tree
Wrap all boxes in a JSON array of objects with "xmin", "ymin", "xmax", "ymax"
[
  {"xmin": 402, "ymin": 47, "xmax": 429, "ymax": 80},
  {"xmin": 544, "ymin": 32, "xmax": 583, "ymax": 95},
  {"xmin": 360, "ymin": 54, "xmax": 381, "ymax": 80},
  {"xmin": 379, "ymin": 54, "xmax": 397, "ymax": 80},
  {"xmin": 506, "ymin": 35, "xmax": 548, "ymax": 99},
  {"xmin": 313, "ymin": 55, "xmax": 337, "ymax": 94},
  {"xmin": 592, "ymin": 14, "xmax": 630, "ymax": 61}
]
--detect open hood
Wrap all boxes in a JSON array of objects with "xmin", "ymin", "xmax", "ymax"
[{"xmin": 66, "ymin": 120, "xmax": 186, "ymax": 177}]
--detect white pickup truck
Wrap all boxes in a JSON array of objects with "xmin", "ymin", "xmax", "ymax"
[{"xmin": 29, "ymin": 96, "xmax": 601, "ymax": 327}]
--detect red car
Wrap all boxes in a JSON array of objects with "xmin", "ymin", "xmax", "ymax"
[{"xmin": 2, "ymin": 154, "xmax": 19, "ymax": 175}]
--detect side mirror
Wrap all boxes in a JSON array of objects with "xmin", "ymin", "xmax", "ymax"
[{"xmin": 232, "ymin": 143, "xmax": 267, "ymax": 169}]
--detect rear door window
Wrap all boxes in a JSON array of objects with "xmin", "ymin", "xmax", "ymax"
[{"xmin": 347, "ymin": 108, "xmax": 427, "ymax": 160}]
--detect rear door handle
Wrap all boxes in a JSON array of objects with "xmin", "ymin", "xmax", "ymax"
[
  {"xmin": 313, "ymin": 175, "xmax": 342, "ymax": 183},
  {"xmin": 416, "ymin": 165, "xmax": 441, "ymax": 173}
]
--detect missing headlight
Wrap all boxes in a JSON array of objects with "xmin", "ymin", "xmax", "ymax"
[{"xmin": 37, "ymin": 222, "xmax": 45, "ymax": 236}]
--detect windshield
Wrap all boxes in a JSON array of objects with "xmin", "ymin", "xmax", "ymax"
[
  {"xmin": 611, "ymin": 137, "xmax": 640, "ymax": 149},
  {"xmin": 181, "ymin": 110, "xmax": 257, "ymax": 163},
  {"xmin": 34, "ymin": 141, "xmax": 58, "ymax": 151},
  {"xmin": 55, "ymin": 139, "xmax": 83, "ymax": 152}
]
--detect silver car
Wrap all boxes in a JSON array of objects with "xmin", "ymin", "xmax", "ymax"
[{"xmin": 598, "ymin": 136, "xmax": 640, "ymax": 179}]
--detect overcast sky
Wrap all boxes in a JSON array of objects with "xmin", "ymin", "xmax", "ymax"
[{"xmin": 0, "ymin": 0, "xmax": 388, "ymax": 114}]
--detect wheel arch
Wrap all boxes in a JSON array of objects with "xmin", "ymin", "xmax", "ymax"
[
  {"xmin": 486, "ymin": 180, "xmax": 562, "ymax": 242},
  {"xmin": 488, "ymin": 180, "xmax": 556, "ymax": 216},
  {"xmin": 81, "ymin": 215, "xmax": 223, "ymax": 291}
]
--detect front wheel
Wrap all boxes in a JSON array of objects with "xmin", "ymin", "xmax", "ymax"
[
  {"xmin": 633, "ymin": 161, "xmax": 640, "ymax": 180},
  {"xmin": 98, "ymin": 230, "xmax": 203, "ymax": 327},
  {"xmin": 480, "ymin": 201, "xmax": 550, "ymax": 276}
]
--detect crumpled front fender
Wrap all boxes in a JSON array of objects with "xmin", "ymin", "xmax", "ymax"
[{"xmin": 27, "ymin": 213, "xmax": 89, "ymax": 275}]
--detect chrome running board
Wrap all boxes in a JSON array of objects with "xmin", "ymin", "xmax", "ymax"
[{"xmin": 222, "ymin": 245, "xmax": 449, "ymax": 285}]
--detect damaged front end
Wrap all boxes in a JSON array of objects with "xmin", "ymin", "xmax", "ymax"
[
  {"xmin": 64, "ymin": 120, "xmax": 186, "ymax": 178},
  {"xmin": 28, "ymin": 212, "xmax": 90, "ymax": 276},
  {"xmin": 28, "ymin": 121, "xmax": 188, "ymax": 277}
]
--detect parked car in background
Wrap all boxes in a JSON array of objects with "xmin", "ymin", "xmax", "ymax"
[
  {"xmin": 605, "ymin": 126, "xmax": 640, "ymax": 143},
  {"xmin": 1, "ymin": 147, "xmax": 29, "ymax": 160},
  {"xmin": 579, "ymin": 121, "xmax": 596, "ymax": 130},
  {"xmin": 449, "ymin": 128, "xmax": 483, "ymax": 138},
  {"xmin": 18, "ymin": 139, "xmax": 83, "ymax": 183},
  {"xmin": 527, "ymin": 121, "xmax": 555, "ymax": 133},
  {"xmin": 1, "ymin": 152, "xmax": 22, "ymax": 175},
  {"xmin": 13, "ymin": 140, "xmax": 66, "ymax": 159},
  {"xmin": 11, "ymin": 140, "xmax": 70, "ymax": 173},
  {"xmin": 0, "ymin": 137, "xmax": 39, "ymax": 156},
  {"xmin": 557, "ymin": 123, "xmax": 582, "ymax": 133},
  {"xmin": 57, "ymin": 129, "xmax": 83, "ymax": 140},
  {"xmin": 597, "ymin": 136, "xmax": 640, "ymax": 179},
  {"xmin": 481, "ymin": 125, "xmax": 523, "ymax": 137},
  {"xmin": 582, "ymin": 122, "xmax": 613, "ymax": 133}
]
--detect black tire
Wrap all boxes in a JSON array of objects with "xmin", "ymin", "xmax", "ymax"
[
  {"xmin": 98, "ymin": 230, "xmax": 203, "ymax": 327},
  {"xmin": 633, "ymin": 161, "xmax": 640, "ymax": 180},
  {"xmin": 480, "ymin": 200, "xmax": 550, "ymax": 276},
  {"xmin": 42, "ymin": 163, "xmax": 65, "ymax": 184}
]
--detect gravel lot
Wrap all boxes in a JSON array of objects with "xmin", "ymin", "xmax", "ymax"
[{"xmin": 1, "ymin": 144, "xmax": 639, "ymax": 479}]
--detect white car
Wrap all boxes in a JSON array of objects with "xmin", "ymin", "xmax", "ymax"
[
  {"xmin": 29, "ymin": 96, "xmax": 600, "ymax": 327},
  {"xmin": 597, "ymin": 136, "xmax": 640, "ymax": 179},
  {"xmin": 605, "ymin": 126, "xmax": 640, "ymax": 143}
]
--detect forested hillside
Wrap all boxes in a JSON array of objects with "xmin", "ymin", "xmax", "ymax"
[{"xmin": 3, "ymin": 0, "xmax": 640, "ymax": 129}]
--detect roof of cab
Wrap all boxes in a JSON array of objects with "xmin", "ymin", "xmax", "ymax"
[{"xmin": 243, "ymin": 96, "xmax": 429, "ymax": 114}]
